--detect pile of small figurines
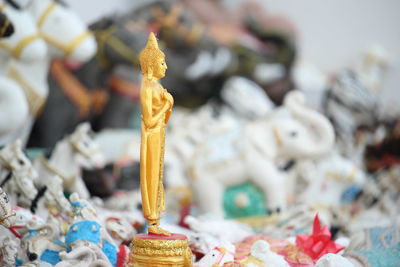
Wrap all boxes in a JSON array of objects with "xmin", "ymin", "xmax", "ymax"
[{"xmin": 0, "ymin": 0, "xmax": 399, "ymax": 266}]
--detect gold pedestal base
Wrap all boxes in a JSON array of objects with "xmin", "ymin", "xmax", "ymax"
[{"xmin": 128, "ymin": 233, "xmax": 193, "ymax": 267}]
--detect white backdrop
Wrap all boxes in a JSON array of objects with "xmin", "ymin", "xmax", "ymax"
[{"xmin": 68, "ymin": 0, "xmax": 400, "ymax": 109}]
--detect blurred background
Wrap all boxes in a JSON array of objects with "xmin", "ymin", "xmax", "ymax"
[{"xmin": 69, "ymin": 0, "xmax": 400, "ymax": 109}]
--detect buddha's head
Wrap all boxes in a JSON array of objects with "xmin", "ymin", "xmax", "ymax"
[{"xmin": 139, "ymin": 32, "xmax": 167, "ymax": 80}]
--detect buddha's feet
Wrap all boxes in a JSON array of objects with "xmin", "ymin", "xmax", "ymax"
[{"xmin": 148, "ymin": 225, "xmax": 172, "ymax": 236}]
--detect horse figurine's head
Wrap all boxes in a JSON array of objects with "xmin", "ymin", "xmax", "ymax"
[
  {"xmin": 0, "ymin": 1, "xmax": 47, "ymax": 62},
  {"xmin": 0, "ymin": 139, "xmax": 38, "ymax": 179},
  {"xmin": 195, "ymin": 243, "xmax": 235, "ymax": 267},
  {"xmin": 68, "ymin": 122, "xmax": 105, "ymax": 169},
  {"xmin": 0, "ymin": 187, "xmax": 15, "ymax": 228},
  {"xmin": 26, "ymin": 0, "xmax": 96, "ymax": 62},
  {"xmin": 105, "ymin": 217, "xmax": 136, "ymax": 244},
  {"xmin": 22, "ymin": 220, "xmax": 63, "ymax": 263}
]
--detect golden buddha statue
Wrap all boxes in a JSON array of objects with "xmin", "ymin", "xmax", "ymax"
[
  {"xmin": 129, "ymin": 32, "xmax": 192, "ymax": 267},
  {"xmin": 139, "ymin": 32, "xmax": 173, "ymax": 235}
]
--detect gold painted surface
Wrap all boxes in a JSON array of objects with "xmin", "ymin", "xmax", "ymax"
[
  {"xmin": 129, "ymin": 236, "xmax": 192, "ymax": 267},
  {"xmin": 138, "ymin": 32, "xmax": 173, "ymax": 235}
]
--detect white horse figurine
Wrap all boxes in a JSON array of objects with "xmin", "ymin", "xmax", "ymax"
[
  {"xmin": 55, "ymin": 192, "xmax": 115, "ymax": 267},
  {"xmin": 30, "ymin": 174, "xmax": 72, "ymax": 221},
  {"xmin": 7, "ymin": 0, "xmax": 97, "ymax": 144},
  {"xmin": 35, "ymin": 123, "xmax": 105, "ymax": 199},
  {"xmin": 0, "ymin": 139, "xmax": 38, "ymax": 207},
  {"xmin": 21, "ymin": 220, "xmax": 64, "ymax": 265},
  {"xmin": 195, "ymin": 243, "xmax": 235, "ymax": 267},
  {"xmin": 0, "ymin": 2, "xmax": 47, "ymax": 145}
]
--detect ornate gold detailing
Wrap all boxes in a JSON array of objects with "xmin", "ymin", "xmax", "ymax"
[{"xmin": 129, "ymin": 235, "xmax": 192, "ymax": 267}]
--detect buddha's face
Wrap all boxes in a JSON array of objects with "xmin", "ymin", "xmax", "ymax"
[{"xmin": 153, "ymin": 57, "xmax": 167, "ymax": 79}]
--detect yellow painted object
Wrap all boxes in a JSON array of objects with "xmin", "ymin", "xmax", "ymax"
[{"xmin": 139, "ymin": 32, "xmax": 174, "ymax": 235}]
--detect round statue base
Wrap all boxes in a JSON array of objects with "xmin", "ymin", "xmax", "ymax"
[{"xmin": 128, "ymin": 233, "xmax": 193, "ymax": 267}]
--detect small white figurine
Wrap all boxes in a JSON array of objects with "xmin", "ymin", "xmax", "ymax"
[
  {"xmin": 7, "ymin": 0, "xmax": 97, "ymax": 144},
  {"xmin": 56, "ymin": 193, "xmax": 115, "ymax": 267},
  {"xmin": 296, "ymin": 151, "xmax": 365, "ymax": 207},
  {"xmin": 0, "ymin": 140, "xmax": 38, "ymax": 207},
  {"xmin": 184, "ymin": 215, "xmax": 252, "ymax": 244},
  {"xmin": 0, "ymin": 187, "xmax": 15, "ymax": 228},
  {"xmin": 190, "ymin": 91, "xmax": 334, "ymax": 216},
  {"xmin": 0, "ymin": 2, "xmax": 47, "ymax": 146},
  {"xmin": 21, "ymin": 220, "xmax": 64, "ymax": 265},
  {"xmin": 0, "ymin": 236, "xmax": 20, "ymax": 267},
  {"xmin": 35, "ymin": 123, "xmax": 105, "ymax": 199},
  {"xmin": 31, "ymin": 175, "xmax": 72, "ymax": 221},
  {"xmin": 195, "ymin": 243, "xmax": 235, "ymax": 267}
]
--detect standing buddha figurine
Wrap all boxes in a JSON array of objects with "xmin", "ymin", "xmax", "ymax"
[
  {"xmin": 139, "ymin": 32, "xmax": 173, "ymax": 236},
  {"xmin": 129, "ymin": 33, "xmax": 192, "ymax": 267}
]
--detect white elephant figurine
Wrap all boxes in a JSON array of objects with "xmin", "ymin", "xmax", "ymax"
[{"xmin": 190, "ymin": 90, "xmax": 335, "ymax": 216}]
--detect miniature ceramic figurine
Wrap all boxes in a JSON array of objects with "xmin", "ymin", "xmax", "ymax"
[
  {"xmin": 194, "ymin": 243, "xmax": 235, "ymax": 267},
  {"xmin": 0, "ymin": 236, "xmax": 20, "ymax": 267},
  {"xmin": 30, "ymin": 174, "xmax": 72, "ymax": 221},
  {"xmin": 324, "ymin": 46, "xmax": 388, "ymax": 160},
  {"xmin": 0, "ymin": 2, "xmax": 47, "ymax": 146},
  {"xmin": 7, "ymin": 0, "xmax": 97, "ymax": 145},
  {"xmin": 238, "ymin": 240, "xmax": 289, "ymax": 267},
  {"xmin": 190, "ymin": 90, "xmax": 335, "ymax": 216},
  {"xmin": 21, "ymin": 220, "xmax": 64, "ymax": 265},
  {"xmin": 129, "ymin": 33, "xmax": 192, "ymax": 267},
  {"xmin": 162, "ymin": 75, "xmax": 274, "ymax": 200},
  {"xmin": 34, "ymin": 122, "xmax": 105, "ymax": 199},
  {"xmin": 0, "ymin": 139, "xmax": 38, "ymax": 207},
  {"xmin": 57, "ymin": 192, "xmax": 115, "ymax": 267},
  {"xmin": 138, "ymin": 32, "xmax": 173, "ymax": 235},
  {"xmin": 29, "ymin": 14, "xmax": 147, "ymax": 148},
  {"xmin": 0, "ymin": 187, "xmax": 15, "ymax": 228},
  {"xmin": 295, "ymin": 150, "xmax": 365, "ymax": 207},
  {"xmin": 184, "ymin": 216, "xmax": 252, "ymax": 244}
]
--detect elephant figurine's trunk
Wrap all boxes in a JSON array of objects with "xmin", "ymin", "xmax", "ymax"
[{"xmin": 284, "ymin": 91, "xmax": 335, "ymax": 158}]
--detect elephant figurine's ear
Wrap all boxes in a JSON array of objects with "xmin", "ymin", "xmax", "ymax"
[{"xmin": 244, "ymin": 121, "xmax": 277, "ymax": 159}]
